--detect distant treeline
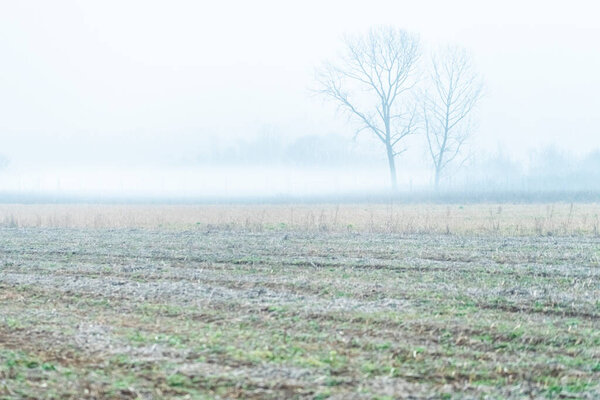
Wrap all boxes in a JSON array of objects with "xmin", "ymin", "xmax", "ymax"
[
  {"xmin": 457, "ymin": 147, "xmax": 600, "ymax": 192},
  {"xmin": 194, "ymin": 132, "xmax": 600, "ymax": 192},
  {"xmin": 195, "ymin": 133, "xmax": 382, "ymax": 167}
]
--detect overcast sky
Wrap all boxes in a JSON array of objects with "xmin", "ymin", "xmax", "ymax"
[{"xmin": 2, "ymin": 0, "xmax": 600, "ymax": 170}]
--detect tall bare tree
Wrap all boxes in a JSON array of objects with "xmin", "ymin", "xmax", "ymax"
[
  {"xmin": 422, "ymin": 46, "xmax": 483, "ymax": 190},
  {"xmin": 316, "ymin": 26, "xmax": 420, "ymax": 191}
]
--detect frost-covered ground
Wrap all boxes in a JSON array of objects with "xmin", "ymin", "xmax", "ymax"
[{"xmin": 1, "ymin": 225, "xmax": 600, "ymax": 399}]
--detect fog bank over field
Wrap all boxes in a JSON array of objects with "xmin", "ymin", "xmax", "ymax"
[
  {"xmin": 2, "ymin": 128, "xmax": 600, "ymax": 199},
  {"xmin": 3, "ymin": 146, "xmax": 600, "ymax": 200},
  {"xmin": 0, "ymin": 166, "xmax": 401, "ymax": 198}
]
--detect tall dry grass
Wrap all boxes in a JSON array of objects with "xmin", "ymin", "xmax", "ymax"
[{"xmin": 1, "ymin": 203, "xmax": 600, "ymax": 235}]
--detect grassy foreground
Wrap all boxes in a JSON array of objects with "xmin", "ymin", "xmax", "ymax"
[{"xmin": 1, "ymin": 214, "xmax": 600, "ymax": 398}]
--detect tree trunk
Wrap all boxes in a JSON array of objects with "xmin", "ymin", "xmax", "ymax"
[
  {"xmin": 386, "ymin": 143, "xmax": 398, "ymax": 192},
  {"xmin": 434, "ymin": 144, "xmax": 445, "ymax": 191}
]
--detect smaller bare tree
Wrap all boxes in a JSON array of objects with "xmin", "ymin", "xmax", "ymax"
[
  {"xmin": 316, "ymin": 26, "xmax": 421, "ymax": 191},
  {"xmin": 422, "ymin": 46, "xmax": 483, "ymax": 190}
]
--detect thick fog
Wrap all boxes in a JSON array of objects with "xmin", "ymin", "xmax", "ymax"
[{"xmin": 2, "ymin": 0, "xmax": 600, "ymax": 198}]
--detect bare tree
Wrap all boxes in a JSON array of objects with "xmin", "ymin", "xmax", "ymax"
[
  {"xmin": 422, "ymin": 46, "xmax": 483, "ymax": 190},
  {"xmin": 316, "ymin": 26, "xmax": 420, "ymax": 191}
]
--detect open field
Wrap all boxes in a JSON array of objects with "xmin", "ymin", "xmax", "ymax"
[{"xmin": 1, "ymin": 204, "xmax": 600, "ymax": 399}]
